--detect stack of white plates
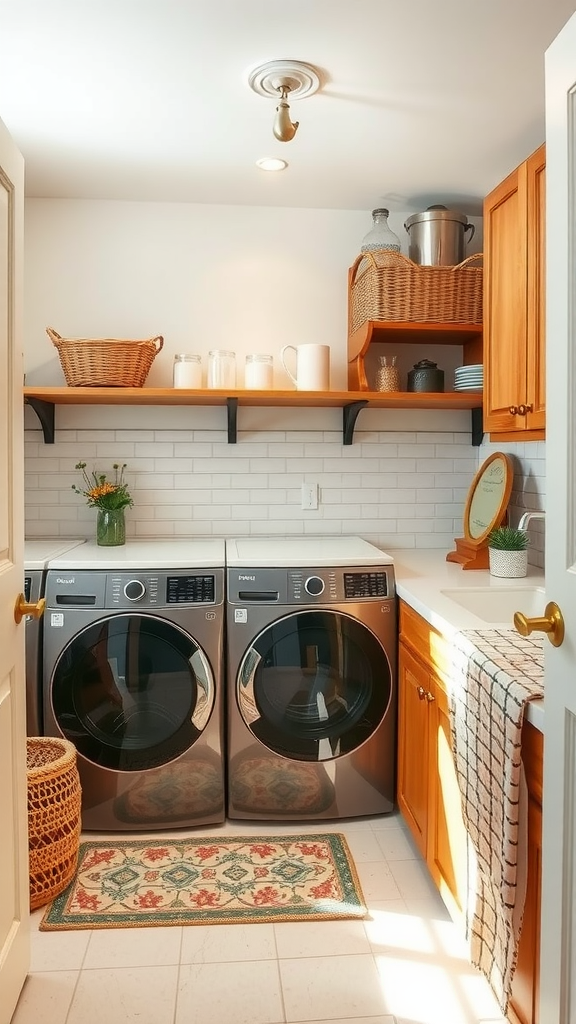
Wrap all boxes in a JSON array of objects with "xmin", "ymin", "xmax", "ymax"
[{"xmin": 454, "ymin": 364, "xmax": 483, "ymax": 391}]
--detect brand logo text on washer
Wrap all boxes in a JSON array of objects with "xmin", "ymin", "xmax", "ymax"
[
  {"xmin": 56, "ymin": 576, "xmax": 75, "ymax": 585},
  {"xmin": 238, "ymin": 575, "xmax": 256, "ymax": 581}
]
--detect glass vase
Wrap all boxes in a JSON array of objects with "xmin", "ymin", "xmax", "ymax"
[{"xmin": 96, "ymin": 508, "xmax": 126, "ymax": 546}]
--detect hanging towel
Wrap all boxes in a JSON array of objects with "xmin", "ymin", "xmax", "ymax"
[{"xmin": 448, "ymin": 628, "xmax": 544, "ymax": 1013}]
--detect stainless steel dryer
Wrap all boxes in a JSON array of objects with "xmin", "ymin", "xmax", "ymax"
[
  {"xmin": 226, "ymin": 536, "xmax": 397, "ymax": 821},
  {"xmin": 24, "ymin": 538, "xmax": 86, "ymax": 735},
  {"xmin": 43, "ymin": 539, "xmax": 226, "ymax": 831}
]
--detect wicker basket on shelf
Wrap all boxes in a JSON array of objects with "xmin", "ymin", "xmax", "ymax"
[
  {"xmin": 47, "ymin": 327, "xmax": 164, "ymax": 387},
  {"xmin": 27, "ymin": 736, "xmax": 82, "ymax": 910},
  {"xmin": 348, "ymin": 250, "xmax": 483, "ymax": 335}
]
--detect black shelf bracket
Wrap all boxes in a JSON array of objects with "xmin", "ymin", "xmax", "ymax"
[
  {"xmin": 471, "ymin": 407, "xmax": 484, "ymax": 447},
  {"xmin": 226, "ymin": 397, "xmax": 238, "ymax": 444},
  {"xmin": 26, "ymin": 398, "xmax": 55, "ymax": 444},
  {"xmin": 343, "ymin": 400, "xmax": 369, "ymax": 445}
]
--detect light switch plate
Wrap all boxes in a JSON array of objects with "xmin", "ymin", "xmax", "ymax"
[{"xmin": 301, "ymin": 482, "xmax": 318, "ymax": 510}]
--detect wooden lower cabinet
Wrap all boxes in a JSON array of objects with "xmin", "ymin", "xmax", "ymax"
[{"xmin": 397, "ymin": 600, "xmax": 542, "ymax": 1024}]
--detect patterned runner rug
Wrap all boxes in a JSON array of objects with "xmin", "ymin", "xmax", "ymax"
[{"xmin": 40, "ymin": 832, "xmax": 366, "ymax": 930}]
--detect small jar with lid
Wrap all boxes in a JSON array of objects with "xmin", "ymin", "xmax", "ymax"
[
  {"xmin": 173, "ymin": 353, "xmax": 202, "ymax": 388},
  {"xmin": 208, "ymin": 350, "xmax": 236, "ymax": 389},
  {"xmin": 245, "ymin": 354, "xmax": 273, "ymax": 390}
]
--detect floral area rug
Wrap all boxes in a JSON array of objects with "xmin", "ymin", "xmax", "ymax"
[{"xmin": 39, "ymin": 833, "xmax": 366, "ymax": 930}]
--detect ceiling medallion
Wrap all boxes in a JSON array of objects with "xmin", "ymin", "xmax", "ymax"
[{"xmin": 247, "ymin": 60, "xmax": 322, "ymax": 143}]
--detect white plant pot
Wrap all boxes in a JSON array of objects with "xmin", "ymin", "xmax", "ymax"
[{"xmin": 488, "ymin": 548, "xmax": 528, "ymax": 578}]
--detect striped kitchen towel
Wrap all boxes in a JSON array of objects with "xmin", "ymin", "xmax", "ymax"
[{"xmin": 448, "ymin": 628, "xmax": 544, "ymax": 1013}]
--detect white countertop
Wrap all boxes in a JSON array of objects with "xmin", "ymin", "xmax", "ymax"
[
  {"xmin": 46, "ymin": 538, "xmax": 226, "ymax": 570},
  {"xmin": 225, "ymin": 536, "xmax": 394, "ymax": 567},
  {"xmin": 391, "ymin": 548, "xmax": 545, "ymax": 731}
]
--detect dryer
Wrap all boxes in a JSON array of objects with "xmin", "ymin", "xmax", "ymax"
[
  {"xmin": 24, "ymin": 538, "xmax": 86, "ymax": 735},
  {"xmin": 43, "ymin": 539, "xmax": 226, "ymax": 831},
  {"xmin": 226, "ymin": 536, "xmax": 397, "ymax": 821}
]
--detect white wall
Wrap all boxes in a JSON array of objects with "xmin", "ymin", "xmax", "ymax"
[{"xmin": 23, "ymin": 198, "xmax": 545, "ymax": 562}]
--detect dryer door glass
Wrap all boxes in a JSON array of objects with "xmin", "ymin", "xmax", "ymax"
[
  {"xmin": 237, "ymin": 610, "xmax": 392, "ymax": 762},
  {"xmin": 50, "ymin": 614, "xmax": 215, "ymax": 771}
]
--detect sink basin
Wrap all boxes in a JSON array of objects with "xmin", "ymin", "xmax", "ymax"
[{"xmin": 440, "ymin": 586, "xmax": 546, "ymax": 624}]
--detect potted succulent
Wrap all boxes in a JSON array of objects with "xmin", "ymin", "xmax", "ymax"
[{"xmin": 487, "ymin": 525, "xmax": 529, "ymax": 578}]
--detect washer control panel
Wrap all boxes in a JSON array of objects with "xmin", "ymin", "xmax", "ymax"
[
  {"xmin": 227, "ymin": 565, "xmax": 394, "ymax": 605},
  {"xmin": 44, "ymin": 569, "xmax": 223, "ymax": 609}
]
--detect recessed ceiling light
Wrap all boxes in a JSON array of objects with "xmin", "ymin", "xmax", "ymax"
[{"xmin": 256, "ymin": 157, "xmax": 288, "ymax": 172}]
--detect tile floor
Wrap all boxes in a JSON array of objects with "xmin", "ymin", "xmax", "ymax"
[{"xmin": 13, "ymin": 812, "xmax": 508, "ymax": 1024}]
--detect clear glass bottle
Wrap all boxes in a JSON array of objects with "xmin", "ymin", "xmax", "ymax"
[
  {"xmin": 173, "ymin": 353, "xmax": 202, "ymax": 388},
  {"xmin": 208, "ymin": 350, "xmax": 236, "ymax": 389},
  {"xmin": 361, "ymin": 208, "xmax": 401, "ymax": 253}
]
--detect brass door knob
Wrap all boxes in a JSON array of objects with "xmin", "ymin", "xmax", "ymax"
[
  {"xmin": 514, "ymin": 601, "xmax": 565, "ymax": 648},
  {"xmin": 14, "ymin": 594, "xmax": 46, "ymax": 625}
]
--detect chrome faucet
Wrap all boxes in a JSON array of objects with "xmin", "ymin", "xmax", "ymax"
[{"xmin": 518, "ymin": 510, "xmax": 546, "ymax": 531}]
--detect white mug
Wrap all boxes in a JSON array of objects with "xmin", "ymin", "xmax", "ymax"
[{"xmin": 280, "ymin": 344, "xmax": 330, "ymax": 391}]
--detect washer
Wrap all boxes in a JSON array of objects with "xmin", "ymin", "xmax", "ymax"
[
  {"xmin": 24, "ymin": 539, "xmax": 86, "ymax": 735},
  {"xmin": 43, "ymin": 539, "xmax": 226, "ymax": 831},
  {"xmin": 226, "ymin": 536, "xmax": 397, "ymax": 821}
]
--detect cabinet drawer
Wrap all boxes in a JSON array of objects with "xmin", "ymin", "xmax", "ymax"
[{"xmin": 399, "ymin": 601, "xmax": 452, "ymax": 687}]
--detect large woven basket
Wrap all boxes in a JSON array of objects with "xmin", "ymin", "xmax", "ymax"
[
  {"xmin": 27, "ymin": 736, "xmax": 82, "ymax": 910},
  {"xmin": 47, "ymin": 327, "xmax": 164, "ymax": 387},
  {"xmin": 348, "ymin": 250, "xmax": 483, "ymax": 334}
]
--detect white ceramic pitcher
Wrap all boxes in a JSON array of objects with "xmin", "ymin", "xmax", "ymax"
[{"xmin": 280, "ymin": 344, "xmax": 330, "ymax": 391}]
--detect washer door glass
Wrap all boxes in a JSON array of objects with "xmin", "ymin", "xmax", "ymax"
[
  {"xmin": 237, "ymin": 610, "xmax": 392, "ymax": 762},
  {"xmin": 50, "ymin": 614, "xmax": 214, "ymax": 771}
]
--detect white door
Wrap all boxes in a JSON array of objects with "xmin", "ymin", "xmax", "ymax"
[
  {"xmin": 540, "ymin": 12, "xmax": 576, "ymax": 1023},
  {"xmin": 0, "ymin": 114, "xmax": 28, "ymax": 1024}
]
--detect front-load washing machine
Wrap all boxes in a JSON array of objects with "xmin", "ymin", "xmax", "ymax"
[
  {"xmin": 226, "ymin": 536, "xmax": 397, "ymax": 821},
  {"xmin": 24, "ymin": 538, "xmax": 86, "ymax": 735},
  {"xmin": 43, "ymin": 539, "xmax": 226, "ymax": 831}
]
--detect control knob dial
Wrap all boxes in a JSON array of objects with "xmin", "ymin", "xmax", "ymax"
[
  {"xmin": 124, "ymin": 579, "xmax": 146, "ymax": 602},
  {"xmin": 305, "ymin": 575, "xmax": 325, "ymax": 597}
]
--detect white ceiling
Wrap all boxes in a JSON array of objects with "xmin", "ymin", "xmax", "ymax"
[{"xmin": 1, "ymin": 0, "xmax": 575, "ymax": 213}]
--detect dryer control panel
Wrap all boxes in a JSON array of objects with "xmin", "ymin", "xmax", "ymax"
[
  {"xmin": 44, "ymin": 569, "xmax": 223, "ymax": 609},
  {"xmin": 227, "ymin": 565, "xmax": 395, "ymax": 605}
]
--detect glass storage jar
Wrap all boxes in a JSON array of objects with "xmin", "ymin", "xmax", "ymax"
[
  {"xmin": 173, "ymin": 353, "xmax": 202, "ymax": 388},
  {"xmin": 245, "ymin": 354, "xmax": 273, "ymax": 390},
  {"xmin": 208, "ymin": 350, "xmax": 236, "ymax": 389}
]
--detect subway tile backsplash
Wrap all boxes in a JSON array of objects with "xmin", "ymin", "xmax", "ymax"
[{"xmin": 24, "ymin": 427, "xmax": 546, "ymax": 567}]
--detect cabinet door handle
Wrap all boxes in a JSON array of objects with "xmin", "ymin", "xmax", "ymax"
[
  {"xmin": 425, "ymin": 690, "xmax": 436, "ymax": 702},
  {"xmin": 518, "ymin": 403, "xmax": 533, "ymax": 415},
  {"xmin": 509, "ymin": 405, "xmax": 519, "ymax": 415},
  {"xmin": 417, "ymin": 686, "xmax": 426, "ymax": 700}
]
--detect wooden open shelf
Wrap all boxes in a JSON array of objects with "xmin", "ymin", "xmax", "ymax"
[
  {"xmin": 23, "ymin": 385, "xmax": 483, "ymax": 445},
  {"xmin": 348, "ymin": 320, "xmax": 483, "ymax": 390}
]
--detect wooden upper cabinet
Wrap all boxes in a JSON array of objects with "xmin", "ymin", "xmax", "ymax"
[{"xmin": 483, "ymin": 143, "xmax": 546, "ymax": 439}]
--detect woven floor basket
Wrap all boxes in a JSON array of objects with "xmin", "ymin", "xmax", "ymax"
[
  {"xmin": 349, "ymin": 250, "xmax": 483, "ymax": 334},
  {"xmin": 47, "ymin": 327, "xmax": 164, "ymax": 387},
  {"xmin": 27, "ymin": 737, "xmax": 82, "ymax": 910}
]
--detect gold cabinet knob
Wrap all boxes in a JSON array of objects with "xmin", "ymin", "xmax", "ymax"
[
  {"xmin": 518, "ymin": 403, "xmax": 533, "ymax": 416},
  {"xmin": 417, "ymin": 685, "xmax": 426, "ymax": 700},
  {"xmin": 425, "ymin": 690, "xmax": 436, "ymax": 702},
  {"xmin": 14, "ymin": 594, "xmax": 46, "ymax": 625},
  {"xmin": 509, "ymin": 405, "xmax": 519, "ymax": 415},
  {"xmin": 514, "ymin": 601, "xmax": 564, "ymax": 648}
]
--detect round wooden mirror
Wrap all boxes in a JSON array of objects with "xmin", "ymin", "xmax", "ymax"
[{"xmin": 447, "ymin": 452, "xmax": 514, "ymax": 569}]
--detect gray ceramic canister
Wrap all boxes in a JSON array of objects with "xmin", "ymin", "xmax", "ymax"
[{"xmin": 407, "ymin": 359, "xmax": 444, "ymax": 393}]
